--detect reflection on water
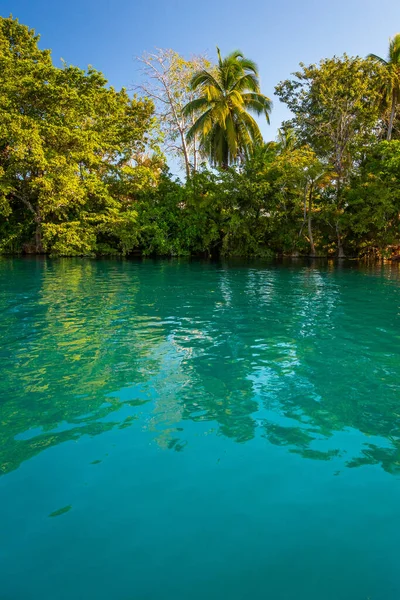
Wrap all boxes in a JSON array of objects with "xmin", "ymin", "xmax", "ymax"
[{"xmin": 1, "ymin": 257, "xmax": 400, "ymax": 475}]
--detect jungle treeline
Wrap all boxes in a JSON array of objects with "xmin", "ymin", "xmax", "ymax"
[{"xmin": 2, "ymin": 16, "xmax": 400, "ymax": 258}]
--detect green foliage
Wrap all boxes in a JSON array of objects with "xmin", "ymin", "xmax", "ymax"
[
  {"xmin": 275, "ymin": 55, "xmax": 382, "ymax": 171},
  {"xmin": 42, "ymin": 222, "xmax": 97, "ymax": 256},
  {"xmin": 276, "ymin": 55, "xmax": 386, "ymax": 256},
  {"xmin": 369, "ymin": 33, "xmax": 400, "ymax": 140},
  {"xmin": 2, "ymin": 17, "xmax": 400, "ymax": 259},
  {"xmin": 345, "ymin": 141, "xmax": 400, "ymax": 257},
  {"xmin": 0, "ymin": 16, "xmax": 161, "ymax": 256},
  {"xmin": 183, "ymin": 49, "xmax": 272, "ymax": 167}
]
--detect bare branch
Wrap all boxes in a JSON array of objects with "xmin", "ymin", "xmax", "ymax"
[{"xmin": 134, "ymin": 48, "xmax": 211, "ymax": 177}]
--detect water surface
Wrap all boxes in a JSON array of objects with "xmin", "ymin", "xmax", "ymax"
[{"xmin": 1, "ymin": 258, "xmax": 400, "ymax": 599}]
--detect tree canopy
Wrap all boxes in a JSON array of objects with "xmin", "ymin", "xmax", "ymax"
[
  {"xmin": 1, "ymin": 15, "xmax": 400, "ymax": 259},
  {"xmin": 183, "ymin": 48, "xmax": 272, "ymax": 167},
  {"xmin": 0, "ymin": 16, "xmax": 161, "ymax": 256},
  {"xmin": 369, "ymin": 33, "xmax": 400, "ymax": 140}
]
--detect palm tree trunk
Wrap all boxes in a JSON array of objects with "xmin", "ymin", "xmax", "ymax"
[{"xmin": 387, "ymin": 91, "xmax": 396, "ymax": 141}]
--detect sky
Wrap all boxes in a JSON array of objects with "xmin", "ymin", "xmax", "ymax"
[{"xmin": 3, "ymin": 0, "xmax": 400, "ymax": 171}]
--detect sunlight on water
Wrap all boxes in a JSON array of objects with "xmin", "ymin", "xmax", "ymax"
[{"xmin": 1, "ymin": 258, "xmax": 400, "ymax": 599}]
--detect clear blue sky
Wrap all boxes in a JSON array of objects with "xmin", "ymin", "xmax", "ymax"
[{"xmin": 3, "ymin": 0, "xmax": 400, "ymax": 166}]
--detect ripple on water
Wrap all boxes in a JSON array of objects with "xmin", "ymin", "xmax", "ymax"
[{"xmin": 1, "ymin": 258, "xmax": 400, "ymax": 600}]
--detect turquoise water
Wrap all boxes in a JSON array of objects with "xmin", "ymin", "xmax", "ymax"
[{"xmin": 1, "ymin": 258, "xmax": 400, "ymax": 600}]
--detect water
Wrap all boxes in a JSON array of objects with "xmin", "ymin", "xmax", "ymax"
[{"xmin": 1, "ymin": 258, "xmax": 400, "ymax": 600}]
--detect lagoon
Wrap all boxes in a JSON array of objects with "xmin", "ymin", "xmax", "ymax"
[{"xmin": 1, "ymin": 258, "xmax": 400, "ymax": 599}]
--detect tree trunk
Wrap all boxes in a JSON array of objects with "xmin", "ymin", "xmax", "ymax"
[
  {"xmin": 159, "ymin": 76, "xmax": 192, "ymax": 180},
  {"xmin": 180, "ymin": 129, "xmax": 191, "ymax": 179},
  {"xmin": 336, "ymin": 222, "xmax": 345, "ymax": 258},
  {"xmin": 387, "ymin": 91, "xmax": 396, "ymax": 141},
  {"xmin": 334, "ymin": 174, "xmax": 345, "ymax": 258},
  {"xmin": 298, "ymin": 185, "xmax": 307, "ymax": 238},
  {"xmin": 307, "ymin": 184, "xmax": 316, "ymax": 256},
  {"xmin": 15, "ymin": 192, "xmax": 43, "ymax": 253},
  {"xmin": 193, "ymin": 133, "xmax": 197, "ymax": 174},
  {"xmin": 34, "ymin": 212, "xmax": 43, "ymax": 253}
]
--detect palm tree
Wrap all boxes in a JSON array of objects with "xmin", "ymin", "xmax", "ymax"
[
  {"xmin": 369, "ymin": 33, "xmax": 400, "ymax": 141},
  {"xmin": 183, "ymin": 48, "xmax": 272, "ymax": 168},
  {"xmin": 276, "ymin": 126, "xmax": 298, "ymax": 152}
]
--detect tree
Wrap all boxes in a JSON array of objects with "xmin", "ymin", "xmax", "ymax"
[
  {"xmin": 136, "ymin": 49, "xmax": 211, "ymax": 178},
  {"xmin": 183, "ymin": 48, "xmax": 272, "ymax": 168},
  {"xmin": 276, "ymin": 55, "xmax": 382, "ymax": 257},
  {"xmin": 273, "ymin": 146, "xmax": 330, "ymax": 256},
  {"xmin": 0, "ymin": 16, "xmax": 161, "ymax": 255},
  {"xmin": 369, "ymin": 33, "xmax": 400, "ymax": 141},
  {"xmin": 276, "ymin": 126, "xmax": 299, "ymax": 153},
  {"xmin": 345, "ymin": 141, "xmax": 400, "ymax": 257}
]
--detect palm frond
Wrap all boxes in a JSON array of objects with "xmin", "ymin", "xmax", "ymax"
[
  {"xmin": 182, "ymin": 47, "xmax": 271, "ymax": 167},
  {"xmin": 182, "ymin": 96, "xmax": 211, "ymax": 117},
  {"xmin": 225, "ymin": 114, "xmax": 238, "ymax": 159},
  {"xmin": 241, "ymin": 92, "xmax": 272, "ymax": 120},
  {"xmin": 368, "ymin": 53, "xmax": 388, "ymax": 65},
  {"xmin": 224, "ymin": 49, "xmax": 245, "ymax": 62},
  {"xmin": 186, "ymin": 108, "xmax": 213, "ymax": 142},
  {"xmin": 231, "ymin": 73, "xmax": 260, "ymax": 93},
  {"xmin": 237, "ymin": 57, "xmax": 259, "ymax": 76},
  {"xmin": 190, "ymin": 70, "xmax": 223, "ymax": 93},
  {"xmin": 236, "ymin": 111, "xmax": 263, "ymax": 145},
  {"xmin": 388, "ymin": 33, "xmax": 400, "ymax": 64}
]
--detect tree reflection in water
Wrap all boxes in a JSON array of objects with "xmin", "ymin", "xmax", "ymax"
[{"xmin": 1, "ymin": 258, "xmax": 400, "ymax": 475}]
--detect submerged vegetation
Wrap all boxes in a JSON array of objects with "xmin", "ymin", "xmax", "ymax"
[{"xmin": 1, "ymin": 16, "xmax": 400, "ymax": 258}]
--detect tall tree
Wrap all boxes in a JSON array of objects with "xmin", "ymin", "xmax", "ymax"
[
  {"xmin": 0, "ymin": 16, "xmax": 160, "ymax": 255},
  {"xmin": 343, "ymin": 140, "xmax": 400, "ymax": 258},
  {"xmin": 136, "ymin": 49, "xmax": 210, "ymax": 178},
  {"xmin": 276, "ymin": 55, "xmax": 381, "ymax": 257},
  {"xmin": 369, "ymin": 33, "xmax": 400, "ymax": 141},
  {"xmin": 183, "ymin": 48, "xmax": 272, "ymax": 168}
]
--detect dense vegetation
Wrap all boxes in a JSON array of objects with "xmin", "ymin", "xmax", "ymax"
[{"xmin": 2, "ymin": 16, "xmax": 400, "ymax": 258}]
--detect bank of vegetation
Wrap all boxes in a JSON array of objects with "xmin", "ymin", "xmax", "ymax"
[{"xmin": 1, "ymin": 16, "xmax": 400, "ymax": 258}]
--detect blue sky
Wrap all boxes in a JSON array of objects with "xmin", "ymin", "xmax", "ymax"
[{"xmin": 3, "ymin": 0, "xmax": 400, "ymax": 169}]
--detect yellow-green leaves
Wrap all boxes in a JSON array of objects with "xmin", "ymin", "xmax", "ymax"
[
  {"xmin": 0, "ymin": 16, "xmax": 160, "ymax": 256},
  {"xmin": 183, "ymin": 48, "xmax": 271, "ymax": 167}
]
